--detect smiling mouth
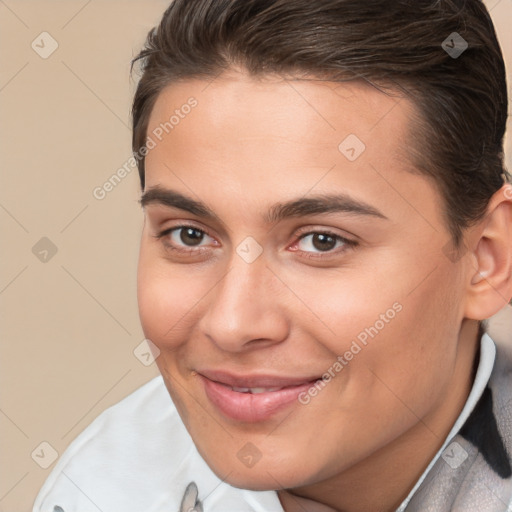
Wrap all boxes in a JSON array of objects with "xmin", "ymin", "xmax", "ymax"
[{"xmin": 197, "ymin": 372, "xmax": 321, "ymax": 422}]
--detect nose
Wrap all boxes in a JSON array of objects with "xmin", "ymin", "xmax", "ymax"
[{"xmin": 197, "ymin": 254, "xmax": 290, "ymax": 352}]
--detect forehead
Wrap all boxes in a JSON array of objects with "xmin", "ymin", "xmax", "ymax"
[
  {"xmin": 143, "ymin": 70, "xmax": 443, "ymax": 233},
  {"xmin": 146, "ymin": 71, "xmax": 414, "ymax": 177},
  {"xmin": 147, "ymin": 70, "xmax": 413, "ymax": 152}
]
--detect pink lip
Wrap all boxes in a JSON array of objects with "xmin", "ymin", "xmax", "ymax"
[{"xmin": 198, "ymin": 370, "xmax": 320, "ymax": 423}]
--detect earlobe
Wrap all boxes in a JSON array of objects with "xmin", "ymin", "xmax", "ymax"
[{"xmin": 464, "ymin": 184, "xmax": 512, "ymax": 320}]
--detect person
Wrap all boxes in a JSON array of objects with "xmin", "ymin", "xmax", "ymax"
[{"xmin": 33, "ymin": 0, "xmax": 512, "ymax": 511}]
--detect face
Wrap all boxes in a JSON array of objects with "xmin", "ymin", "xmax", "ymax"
[{"xmin": 137, "ymin": 70, "xmax": 471, "ymax": 491}]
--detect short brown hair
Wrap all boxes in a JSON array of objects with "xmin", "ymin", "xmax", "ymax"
[{"xmin": 131, "ymin": 0, "xmax": 509, "ymax": 245}]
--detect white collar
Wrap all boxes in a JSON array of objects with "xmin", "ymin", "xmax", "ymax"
[{"xmin": 395, "ymin": 332, "xmax": 496, "ymax": 511}]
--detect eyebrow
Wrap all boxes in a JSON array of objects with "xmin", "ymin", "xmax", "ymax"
[{"xmin": 139, "ymin": 186, "xmax": 388, "ymax": 224}]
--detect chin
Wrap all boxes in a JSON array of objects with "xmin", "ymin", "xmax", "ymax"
[
  {"xmin": 222, "ymin": 470, "xmax": 292, "ymax": 492},
  {"xmin": 229, "ymin": 475, "xmax": 280, "ymax": 491},
  {"xmin": 203, "ymin": 454, "xmax": 314, "ymax": 492}
]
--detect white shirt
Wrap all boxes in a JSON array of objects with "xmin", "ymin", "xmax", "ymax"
[{"xmin": 33, "ymin": 334, "xmax": 497, "ymax": 512}]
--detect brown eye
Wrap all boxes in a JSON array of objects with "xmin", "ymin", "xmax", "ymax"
[
  {"xmin": 311, "ymin": 233, "xmax": 337, "ymax": 251},
  {"xmin": 297, "ymin": 232, "xmax": 345, "ymax": 253},
  {"xmin": 179, "ymin": 227, "xmax": 205, "ymax": 246},
  {"xmin": 157, "ymin": 225, "xmax": 216, "ymax": 250}
]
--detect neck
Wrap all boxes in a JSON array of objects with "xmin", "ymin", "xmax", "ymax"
[{"xmin": 278, "ymin": 320, "xmax": 481, "ymax": 512}]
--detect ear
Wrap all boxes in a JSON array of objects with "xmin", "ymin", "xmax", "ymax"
[{"xmin": 464, "ymin": 184, "xmax": 512, "ymax": 320}]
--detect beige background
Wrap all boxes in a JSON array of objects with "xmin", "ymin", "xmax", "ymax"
[{"xmin": 0, "ymin": 1, "xmax": 511, "ymax": 510}]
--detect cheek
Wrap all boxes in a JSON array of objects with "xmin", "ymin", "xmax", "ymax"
[
  {"xmin": 280, "ymin": 265, "xmax": 405, "ymax": 355},
  {"xmin": 288, "ymin": 255, "xmax": 463, "ymax": 396},
  {"xmin": 137, "ymin": 243, "xmax": 206, "ymax": 347},
  {"xmin": 352, "ymin": 263, "xmax": 464, "ymax": 408}
]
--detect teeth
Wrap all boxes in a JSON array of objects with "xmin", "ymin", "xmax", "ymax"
[
  {"xmin": 231, "ymin": 386, "xmax": 283, "ymax": 393},
  {"xmin": 250, "ymin": 387, "xmax": 269, "ymax": 394}
]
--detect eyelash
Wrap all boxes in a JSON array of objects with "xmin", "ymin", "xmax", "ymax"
[{"xmin": 154, "ymin": 225, "xmax": 358, "ymax": 259}]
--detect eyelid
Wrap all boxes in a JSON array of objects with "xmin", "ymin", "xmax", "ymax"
[
  {"xmin": 293, "ymin": 224, "xmax": 357, "ymax": 240},
  {"xmin": 154, "ymin": 220, "xmax": 214, "ymax": 239}
]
